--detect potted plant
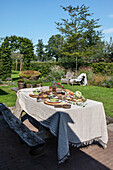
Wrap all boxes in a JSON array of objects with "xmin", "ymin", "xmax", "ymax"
[
  {"xmin": 24, "ymin": 80, "xmax": 36, "ymax": 88},
  {"xmin": 19, "ymin": 70, "xmax": 41, "ymax": 81},
  {"xmin": 17, "ymin": 79, "xmax": 25, "ymax": 89},
  {"xmin": 35, "ymin": 78, "xmax": 43, "ymax": 87}
]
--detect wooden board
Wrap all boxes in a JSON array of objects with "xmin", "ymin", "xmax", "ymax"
[
  {"xmin": 29, "ymin": 94, "xmax": 48, "ymax": 98},
  {"xmin": 44, "ymin": 100, "xmax": 71, "ymax": 108},
  {"xmin": 29, "ymin": 94, "xmax": 38, "ymax": 98},
  {"xmin": 44, "ymin": 100, "xmax": 62, "ymax": 106}
]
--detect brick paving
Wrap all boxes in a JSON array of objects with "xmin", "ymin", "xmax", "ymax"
[{"xmin": 0, "ymin": 114, "xmax": 113, "ymax": 170}]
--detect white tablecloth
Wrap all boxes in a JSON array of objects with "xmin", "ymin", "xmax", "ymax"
[{"xmin": 14, "ymin": 88, "xmax": 108, "ymax": 163}]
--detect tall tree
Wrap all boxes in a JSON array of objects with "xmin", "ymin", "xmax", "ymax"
[
  {"xmin": 105, "ymin": 37, "xmax": 113, "ymax": 62},
  {"xmin": 46, "ymin": 34, "xmax": 64, "ymax": 61},
  {"xmin": 36, "ymin": 39, "xmax": 45, "ymax": 61},
  {"xmin": 11, "ymin": 51, "xmax": 23, "ymax": 71},
  {"xmin": 56, "ymin": 5, "xmax": 103, "ymax": 72}
]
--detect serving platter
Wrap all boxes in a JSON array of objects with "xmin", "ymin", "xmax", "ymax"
[
  {"xmin": 29, "ymin": 94, "xmax": 48, "ymax": 98},
  {"xmin": 44, "ymin": 100, "xmax": 62, "ymax": 106},
  {"xmin": 29, "ymin": 94, "xmax": 38, "ymax": 98}
]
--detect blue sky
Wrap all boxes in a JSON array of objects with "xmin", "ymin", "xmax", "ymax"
[{"xmin": 1, "ymin": 0, "xmax": 113, "ymax": 46}]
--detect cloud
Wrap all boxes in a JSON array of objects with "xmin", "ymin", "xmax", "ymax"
[
  {"xmin": 103, "ymin": 28, "xmax": 113, "ymax": 34},
  {"xmin": 108, "ymin": 14, "xmax": 113, "ymax": 18}
]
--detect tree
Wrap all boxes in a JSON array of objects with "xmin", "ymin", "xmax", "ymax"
[
  {"xmin": 0, "ymin": 35, "xmax": 34, "ymax": 80},
  {"xmin": 11, "ymin": 51, "xmax": 23, "ymax": 71},
  {"xmin": 56, "ymin": 5, "xmax": 103, "ymax": 72},
  {"xmin": 46, "ymin": 34, "xmax": 64, "ymax": 61},
  {"xmin": 36, "ymin": 39, "xmax": 45, "ymax": 61},
  {"xmin": 104, "ymin": 37, "xmax": 113, "ymax": 62}
]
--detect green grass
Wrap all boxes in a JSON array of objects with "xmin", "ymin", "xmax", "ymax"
[
  {"xmin": 11, "ymin": 70, "xmax": 20, "ymax": 80},
  {"xmin": 0, "ymin": 70, "xmax": 20, "ymax": 107},
  {"xmin": 0, "ymin": 71, "xmax": 113, "ymax": 117},
  {"xmin": 0, "ymin": 85, "xmax": 17, "ymax": 107}
]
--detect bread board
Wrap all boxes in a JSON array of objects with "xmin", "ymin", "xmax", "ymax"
[
  {"xmin": 29, "ymin": 94, "xmax": 38, "ymax": 98},
  {"xmin": 44, "ymin": 100, "xmax": 62, "ymax": 106},
  {"xmin": 29, "ymin": 94, "xmax": 48, "ymax": 99}
]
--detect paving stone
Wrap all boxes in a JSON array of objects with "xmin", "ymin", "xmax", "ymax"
[
  {"xmin": 107, "ymin": 123, "xmax": 113, "ymax": 132},
  {"xmin": 0, "ymin": 117, "xmax": 113, "ymax": 170}
]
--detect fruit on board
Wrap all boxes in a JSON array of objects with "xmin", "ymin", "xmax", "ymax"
[
  {"xmin": 33, "ymin": 89, "xmax": 41, "ymax": 95},
  {"xmin": 50, "ymin": 98, "xmax": 59, "ymax": 102},
  {"xmin": 75, "ymin": 91, "xmax": 82, "ymax": 98},
  {"xmin": 49, "ymin": 94, "xmax": 59, "ymax": 102}
]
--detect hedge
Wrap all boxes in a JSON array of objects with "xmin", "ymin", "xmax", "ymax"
[
  {"xmin": 91, "ymin": 63, "xmax": 113, "ymax": 75},
  {"xmin": 12, "ymin": 61, "xmax": 113, "ymax": 76},
  {"xmin": 29, "ymin": 61, "xmax": 58, "ymax": 77}
]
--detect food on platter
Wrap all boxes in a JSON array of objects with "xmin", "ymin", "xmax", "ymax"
[
  {"xmin": 49, "ymin": 98, "xmax": 59, "ymax": 102},
  {"xmin": 44, "ymin": 100, "xmax": 62, "ymax": 106},
  {"xmin": 65, "ymin": 89, "xmax": 73, "ymax": 95},
  {"xmin": 75, "ymin": 91, "xmax": 82, "ymax": 98},
  {"xmin": 33, "ymin": 89, "xmax": 41, "ymax": 95},
  {"xmin": 43, "ymin": 94, "xmax": 48, "ymax": 98},
  {"xmin": 72, "ymin": 97, "xmax": 86, "ymax": 102},
  {"xmin": 56, "ymin": 88, "xmax": 62, "ymax": 91},
  {"xmin": 66, "ymin": 96, "xmax": 71, "ymax": 100},
  {"xmin": 49, "ymin": 94, "xmax": 59, "ymax": 102},
  {"xmin": 69, "ymin": 91, "xmax": 74, "ymax": 95},
  {"xmin": 29, "ymin": 94, "xmax": 38, "ymax": 98},
  {"xmin": 63, "ymin": 104, "xmax": 71, "ymax": 109}
]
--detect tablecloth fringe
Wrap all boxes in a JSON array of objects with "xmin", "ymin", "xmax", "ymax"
[
  {"xmin": 58, "ymin": 137, "xmax": 107, "ymax": 164},
  {"xmin": 69, "ymin": 137, "xmax": 107, "ymax": 148},
  {"xmin": 58, "ymin": 152, "xmax": 70, "ymax": 164}
]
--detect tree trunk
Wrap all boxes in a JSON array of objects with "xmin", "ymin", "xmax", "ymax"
[
  {"xmin": 16, "ymin": 59, "xmax": 17, "ymax": 71},
  {"xmin": 75, "ymin": 56, "xmax": 78, "ymax": 75},
  {"xmin": 20, "ymin": 59, "xmax": 22, "ymax": 71}
]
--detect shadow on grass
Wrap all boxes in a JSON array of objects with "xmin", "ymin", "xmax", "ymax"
[
  {"xmin": 12, "ymin": 77, "xmax": 20, "ymax": 81},
  {"xmin": 0, "ymin": 89, "xmax": 8, "ymax": 95}
]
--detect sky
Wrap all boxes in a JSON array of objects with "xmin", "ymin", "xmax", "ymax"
[{"xmin": 1, "ymin": 0, "xmax": 113, "ymax": 46}]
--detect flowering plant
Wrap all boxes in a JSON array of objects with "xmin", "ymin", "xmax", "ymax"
[
  {"xmin": 51, "ymin": 81, "xmax": 64, "ymax": 89},
  {"xmin": 57, "ymin": 82, "xmax": 64, "ymax": 89},
  {"xmin": 51, "ymin": 80, "xmax": 57, "ymax": 88}
]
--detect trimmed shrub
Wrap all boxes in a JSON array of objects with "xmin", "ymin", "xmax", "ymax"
[
  {"xmin": 91, "ymin": 63, "xmax": 113, "ymax": 75},
  {"xmin": 29, "ymin": 61, "xmax": 58, "ymax": 77}
]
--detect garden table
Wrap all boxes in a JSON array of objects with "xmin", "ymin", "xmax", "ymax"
[{"xmin": 14, "ymin": 87, "xmax": 108, "ymax": 163}]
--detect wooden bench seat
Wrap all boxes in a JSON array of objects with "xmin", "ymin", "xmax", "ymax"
[{"xmin": 0, "ymin": 103, "xmax": 45, "ymax": 155}]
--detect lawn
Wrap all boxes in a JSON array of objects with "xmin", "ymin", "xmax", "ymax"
[{"xmin": 0, "ymin": 71, "xmax": 113, "ymax": 117}]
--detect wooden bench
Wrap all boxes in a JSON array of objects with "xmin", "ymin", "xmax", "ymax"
[{"xmin": 0, "ymin": 103, "xmax": 45, "ymax": 155}]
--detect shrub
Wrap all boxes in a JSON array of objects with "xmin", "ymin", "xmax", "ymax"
[
  {"xmin": 77, "ymin": 67, "xmax": 94, "ymax": 84},
  {"xmin": 0, "ymin": 79, "xmax": 3, "ymax": 84},
  {"xmin": 29, "ymin": 61, "xmax": 58, "ymax": 77},
  {"xmin": 89, "ymin": 74, "xmax": 106, "ymax": 86},
  {"xmin": 77, "ymin": 66, "xmax": 113, "ymax": 88},
  {"xmin": 103, "ymin": 76, "xmax": 113, "ymax": 88},
  {"xmin": 91, "ymin": 63, "xmax": 113, "ymax": 75},
  {"xmin": 43, "ymin": 74, "xmax": 54, "ymax": 82},
  {"xmin": 19, "ymin": 70, "xmax": 41, "ymax": 78},
  {"xmin": 50, "ymin": 65, "xmax": 65, "ymax": 80}
]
